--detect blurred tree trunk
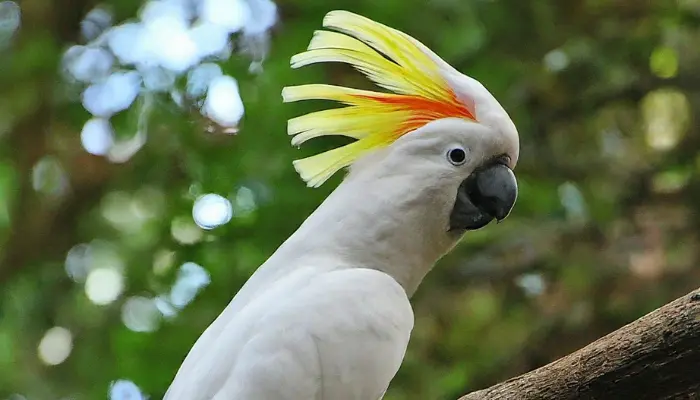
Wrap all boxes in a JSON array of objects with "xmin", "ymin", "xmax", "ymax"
[
  {"xmin": 0, "ymin": 0, "xmax": 113, "ymax": 285},
  {"xmin": 460, "ymin": 288, "xmax": 700, "ymax": 400}
]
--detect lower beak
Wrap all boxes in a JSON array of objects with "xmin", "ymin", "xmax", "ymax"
[{"xmin": 449, "ymin": 163, "xmax": 518, "ymax": 231}]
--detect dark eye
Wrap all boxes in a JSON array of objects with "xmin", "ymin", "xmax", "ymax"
[{"xmin": 447, "ymin": 147, "xmax": 467, "ymax": 166}]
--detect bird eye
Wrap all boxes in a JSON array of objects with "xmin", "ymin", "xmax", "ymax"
[{"xmin": 447, "ymin": 146, "xmax": 467, "ymax": 166}]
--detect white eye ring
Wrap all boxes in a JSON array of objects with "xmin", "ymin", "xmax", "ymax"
[{"xmin": 446, "ymin": 146, "xmax": 467, "ymax": 166}]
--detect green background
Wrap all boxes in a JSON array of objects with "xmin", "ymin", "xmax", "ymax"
[{"xmin": 2, "ymin": 0, "xmax": 699, "ymax": 398}]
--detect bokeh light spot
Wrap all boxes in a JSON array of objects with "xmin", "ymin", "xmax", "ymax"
[
  {"xmin": 85, "ymin": 267, "xmax": 124, "ymax": 305},
  {"xmin": 233, "ymin": 186, "xmax": 258, "ymax": 215},
  {"xmin": 170, "ymin": 262, "xmax": 211, "ymax": 308},
  {"xmin": 65, "ymin": 243, "xmax": 91, "ymax": 283},
  {"xmin": 101, "ymin": 190, "xmax": 150, "ymax": 232},
  {"xmin": 141, "ymin": 66, "xmax": 176, "ymax": 92},
  {"xmin": 153, "ymin": 249, "xmax": 176, "ymax": 275},
  {"xmin": 200, "ymin": 0, "xmax": 251, "ymax": 32},
  {"xmin": 203, "ymin": 75, "xmax": 244, "ymax": 128},
  {"xmin": 37, "ymin": 327, "xmax": 73, "ymax": 366},
  {"xmin": 31, "ymin": 156, "xmax": 69, "ymax": 198},
  {"xmin": 543, "ymin": 49, "xmax": 569, "ymax": 72},
  {"xmin": 81, "ymin": 7, "xmax": 112, "ymax": 41},
  {"xmin": 515, "ymin": 273, "xmax": 547, "ymax": 297},
  {"xmin": 643, "ymin": 89, "xmax": 690, "ymax": 151},
  {"xmin": 558, "ymin": 182, "xmax": 588, "ymax": 224},
  {"xmin": 62, "ymin": 45, "xmax": 114, "ymax": 83},
  {"xmin": 650, "ymin": 46, "xmax": 678, "ymax": 79},
  {"xmin": 81, "ymin": 118, "xmax": 115, "ymax": 155},
  {"xmin": 155, "ymin": 295, "xmax": 178, "ymax": 318},
  {"xmin": 0, "ymin": 1, "xmax": 21, "ymax": 49},
  {"xmin": 82, "ymin": 71, "xmax": 142, "ymax": 117},
  {"xmin": 242, "ymin": 0, "xmax": 277, "ymax": 36},
  {"xmin": 109, "ymin": 380, "xmax": 145, "ymax": 400},
  {"xmin": 121, "ymin": 296, "xmax": 161, "ymax": 332},
  {"xmin": 186, "ymin": 62, "xmax": 223, "ymax": 99},
  {"xmin": 171, "ymin": 216, "xmax": 203, "ymax": 244},
  {"xmin": 193, "ymin": 193, "xmax": 233, "ymax": 229}
]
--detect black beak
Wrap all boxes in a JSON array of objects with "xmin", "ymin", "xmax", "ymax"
[{"xmin": 449, "ymin": 163, "xmax": 518, "ymax": 231}]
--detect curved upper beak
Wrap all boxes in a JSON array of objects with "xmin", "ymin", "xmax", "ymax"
[{"xmin": 449, "ymin": 163, "xmax": 518, "ymax": 231}]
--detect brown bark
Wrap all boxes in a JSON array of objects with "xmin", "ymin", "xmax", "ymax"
[
  {"xmin": 459, "ymin": 289, "xmax": 700, "ymax": 400},
  {"xmin": 0, "ymin": 0, "xmax": 109, "ymax": 286}
]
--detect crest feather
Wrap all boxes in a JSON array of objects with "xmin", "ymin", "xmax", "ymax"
[{"xmin": 283, "ymin": 10, "xmax": 475, "ymax": 187}]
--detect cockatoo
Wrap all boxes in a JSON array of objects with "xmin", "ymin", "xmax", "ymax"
[{"xmin": 165, "ymin": 10, "xmax": 518, "ymax": 400}]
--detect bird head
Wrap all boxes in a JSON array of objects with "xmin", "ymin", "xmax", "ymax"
[{"xmin": 282, "ymin": 10, "xmax": 519, "ymax": 232}]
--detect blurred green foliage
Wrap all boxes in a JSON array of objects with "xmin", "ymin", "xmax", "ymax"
[{"xmin": 2, "ymin": 0, "xmax": 700, "ymax": 399}]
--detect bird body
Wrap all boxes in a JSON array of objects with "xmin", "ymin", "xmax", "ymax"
[
  {"xmin": 165, "ymin": 10, "xmax": 520, "ymax": 400},
  {"xmin": 168, "ymin": 265, "xmax": 412, "ymax": 400}
]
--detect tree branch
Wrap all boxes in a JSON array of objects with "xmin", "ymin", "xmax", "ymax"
[{"xmin": 460, "ymin": 288, "xmax": 700, "ymax": 400}]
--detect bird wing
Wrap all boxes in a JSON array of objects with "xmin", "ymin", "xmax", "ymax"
[{"xmin": 165, "ymin": 267, "xmax": 414, "ymax": 400}]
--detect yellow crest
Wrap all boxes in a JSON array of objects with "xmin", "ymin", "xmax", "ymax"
[{"xmin": 282, "ymin": 10, "xmax": 476, "ymax": 187}]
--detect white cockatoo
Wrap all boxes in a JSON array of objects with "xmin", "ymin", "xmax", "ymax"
[{"xmin": 165, "ymin": 10, "xmax": 519, "ymax": 400}]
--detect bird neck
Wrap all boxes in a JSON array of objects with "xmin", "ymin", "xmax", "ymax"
[{"xmin": 279, "ymin": 173, "xmax": 461, "ymax": 296}]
